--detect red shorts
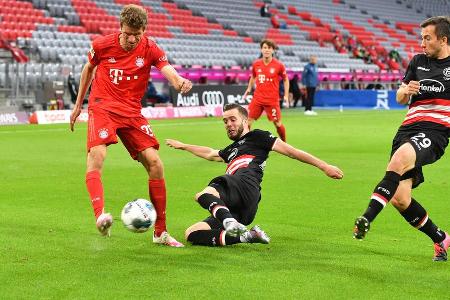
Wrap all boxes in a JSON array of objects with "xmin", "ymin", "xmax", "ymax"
[
  {"xmin": 87, "ymin": 108, "xmax": 159, "ymax": 160},
  {"xmin": 248, "ymin": 100, "xmax": 281, "ymax": 122}
]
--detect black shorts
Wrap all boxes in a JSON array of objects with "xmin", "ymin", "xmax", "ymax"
[
  {"xmin": 203, "ymin": 174, "xmax": 261, "ymax": 228},
  {"xmin": 391, "ymin": 124, "xmax": 448, "ymax": 188}
]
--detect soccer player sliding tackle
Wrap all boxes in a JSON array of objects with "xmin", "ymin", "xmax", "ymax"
[{"xmin": 166, "ymin": 104, "xmax": 343, "ymax": 247}]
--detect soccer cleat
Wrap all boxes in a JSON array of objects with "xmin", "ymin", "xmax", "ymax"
[
  {"xmin": 96, "ymin": 213, "xmax": 113, "ymax": 237},
  {"xmin": 304, "ymin": 110, "xmax": 318, "ymax": 116},
  {"xmin": 153, "ymin": 231, "xmax": 184, "ymax": 248},
  {"xmin": 353, "ymin": 216, "xmax": 370, "ymax": 240},
  {"xmin": 242, "ymin": 225, "xmax": 270, "ymax": 244},
  {"xmin": 433, "ymin": 232, "xmax": 450, "ymax": 262},
  {"xmin": 224, "ymin": 219, "xmax": 248, "ymax": 237}
]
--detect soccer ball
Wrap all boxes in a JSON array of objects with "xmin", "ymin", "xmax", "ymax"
[{"xmin": 121, "ymin": 199, "xmax": 157, "ymax": 233}]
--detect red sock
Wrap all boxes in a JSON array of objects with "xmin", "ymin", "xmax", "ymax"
[
  {"xmin": 148, "ymin": 178, "xmax": 167, "ymax": 236},
  {"xmin": 276, "ymin": 124, "xmax": 286, "ymax": 142},
  {"xmin": 85, "ymin": 170, "xmax": 104, "ymax": 219}
]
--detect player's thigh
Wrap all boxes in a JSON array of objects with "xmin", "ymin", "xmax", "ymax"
[
  {"xmin": 86, "ymin": 109, "xmax": 119, "ymax": 151},
  {"xmin": 390, "ymin": 130, "xmax": 447, "ymax": 173},
  {"xmin": 117, "ymin": 116, "xmax": 160, "ymax": 160},
  {"xmin": 195, "ymin": 186, "xmax": 220, "ymax": 200},
  {"xmin": 388, "ymin": 142, "xmax": 416, "ymax": 173},
  {"xmin": 263, "ymin": 104, "xmax": 281, "ymax": 122},
  {"xmin": 248, "ymin": 101, "xmax": 264, "ymax": 120},
  {"xmin": 185, "ymin": 221, "xmax": 212, "ymax": 239}
]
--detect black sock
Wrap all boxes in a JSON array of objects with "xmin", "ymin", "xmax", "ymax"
[
  {"xmin": 363, "ymin": 171, "xmax": 401, "ymax": 222},
  {"xmin": 197, "ymin": 193, "xmax": 233, "ymax": 224},
  {"xmin": 187, "ymin": 230, "xmax": 241, "ymax": 246},
  {"xmin": 400, "ymin": 198, "xmax": 446, "ymax": 243}
]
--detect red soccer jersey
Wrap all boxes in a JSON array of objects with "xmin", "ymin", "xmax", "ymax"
[
  {"xmin": 88, "ymin": 33, "xmax": 169, "ymax": 117},
  {"xmin": 251, "ymin": 58, "xmax": 287, "ymax": 104}
]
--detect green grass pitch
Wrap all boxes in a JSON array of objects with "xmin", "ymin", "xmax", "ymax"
[{"xmin": 1, "ymin": 109, "xmax": 449, "ymax": 299}]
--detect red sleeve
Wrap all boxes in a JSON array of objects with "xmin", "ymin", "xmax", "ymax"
[
  {"xmin": 149, "ymin": 42, "xmax": 169, "ymax": 70},
  {"xmin": 88, "ymin": 40, "xmax": 100, "ymax": 66}
]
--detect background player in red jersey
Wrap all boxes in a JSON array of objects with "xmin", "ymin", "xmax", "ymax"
[
  {"xmin": 242, "ymin": 39, "xmax": 289, "ymax": 142},
  {"xmin": 353, "ymin": 16, "xmax": 450, "ymax": 261},
  {"xmin": 69, "ymin": 4, "xmax": 192, "ymax": 247},
  {"xmin": 166, "ymin": 104, "xmax": 343, "ymax": 247}
]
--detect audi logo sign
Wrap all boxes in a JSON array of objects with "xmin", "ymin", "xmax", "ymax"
[
  {"xmin": 169, "ymin": 85, "xmax": 251, "ymax": 107},
  {"xmin": 202, "ymin": 91, "xmax": 225, "ymax": 106}
]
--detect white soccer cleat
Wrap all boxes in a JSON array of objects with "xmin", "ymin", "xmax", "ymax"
[
  {"xmin": 153, "ymin": 231, "xmax": 184, "ymax": 248},
  {"xmin": 96, "ymin": 213, "xmax": 113, "ymax": 237},
  {"xmin": 242, "ymin": 225, "xmax": 271, "ymax": 244},
  {"xmin": 224, "ymin": 219, "xmax": 248, "ymax": 237},
  {"xmin": 304, "ymin": 110, "xmax": 318, "ymax": 116}
]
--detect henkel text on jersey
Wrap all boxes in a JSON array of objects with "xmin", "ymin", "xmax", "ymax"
[
  {"xmin": 88, "ymin": 33, "xmax": 169, "ymax": 117},
  {"xmin": 218, "ymin": 130, "xmax": 277, "ymax": 183},
  {"xmin": 402, "ymin": 54, "xmax": 450, "ymax": 128}
]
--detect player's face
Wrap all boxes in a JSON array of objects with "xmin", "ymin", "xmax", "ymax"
[
  {"xmin": 223, "ymin": 109, "xmax": 247, "ymax": 140},
  {"xmin": 260, "ymin": 44, "xmax": 274, "ymax": 60},
  {"xmin": 421, "ymin": 25, "xmax": 446, "ymax": 59},
  {"xmin": 120, "ymin": 24, "xmax": 145, "ymax": 51}
]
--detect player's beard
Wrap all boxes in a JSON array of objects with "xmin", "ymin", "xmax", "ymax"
[
  {"xmin": 227, "ymin": 123, "xmax": 244, "ymax": 141},
  {"xmin": 424, "ymin": 44, "xmax": 441, "ymax": 59}
]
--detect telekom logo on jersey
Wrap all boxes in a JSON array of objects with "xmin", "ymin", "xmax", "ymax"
[{"xmin": 109, "ymin": 69, "xmax": 139, "ymax": 85}]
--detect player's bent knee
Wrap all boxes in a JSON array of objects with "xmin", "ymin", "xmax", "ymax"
[
  {"xmin": 185, "ymin": 228, "xmax": 194, "ymax": 241},
  {"xmin": 391, "ymin": 197, "xmax": 409, "ymax": 211},
  {"xmin": 194, "ymin": 192, "xmax": 203, "ymax": 202}
]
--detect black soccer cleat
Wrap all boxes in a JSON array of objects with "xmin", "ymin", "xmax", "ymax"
[{"xmin": 353, "ymin": 216, "xmax": 370, "ymax": 240}]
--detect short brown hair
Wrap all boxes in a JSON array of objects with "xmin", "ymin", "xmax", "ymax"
[
  {"xmin": 223, "ymin": 103, "xmax": 248, "ymax": 119},
  {"xmin": 420, "ymin": 16, "xmax": 450, "ymax": 44},
  {"xmin": 120, "ymin": 4, "xmax": 148, "ymax": 29},
  {"xmin": 260, "ymin": 39, "xmax": 277, "ymax": 50}
]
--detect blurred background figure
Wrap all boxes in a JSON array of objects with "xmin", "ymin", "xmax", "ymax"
[{"xmin": 301, "ymin": 55, "xmax": 319, "ymax": 115}]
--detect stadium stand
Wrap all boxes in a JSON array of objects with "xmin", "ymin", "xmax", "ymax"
[{"xmin": 0, "ymin": 0, "xmax": 448, "ymax": 111}]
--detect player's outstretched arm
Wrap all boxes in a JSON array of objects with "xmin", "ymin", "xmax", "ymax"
[
  {"xmin": 70, "ymin": 62, "xmax": 96, "ymax": 132},
  {"xmin": 161, "ymin": 65, "xmax": 192, "ymax": 94},
  {"xmin": 165, "ymin": 139, "xmax": 223, "ymax": 162},
  {"xmin": 272, "ymin": 139, "xmax": 343, "ymax": 179}
]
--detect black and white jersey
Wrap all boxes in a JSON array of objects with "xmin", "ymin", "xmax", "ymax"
[
  {"xmin": 402, "ymin": 54, "xmax": 450, "ymax": 131},
  {"xmin": 218, "ymin": 129, "xmax": 277, "ymax": 183}
]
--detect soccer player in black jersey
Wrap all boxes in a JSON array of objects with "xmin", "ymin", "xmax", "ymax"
[
  {"xmin": 353, "ymin": 16, "xmax": 450, "ymax": 261},
  {"xmin": 166, "ymin": 103, "xmax": 343, "ymax": 247}
]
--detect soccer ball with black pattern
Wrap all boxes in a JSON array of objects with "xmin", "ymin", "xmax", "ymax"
[{"xmin": 121, "ymin": 199, "xmax": 157, "ymax": 233}]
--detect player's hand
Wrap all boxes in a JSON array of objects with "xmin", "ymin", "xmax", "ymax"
[
  {"xmin": 178, "ymin": 79, "xmax": 192, "ymax": 94},
  {"xmin": 284, "ymin": 97, "xmax": 289, "ymax": 108},
  {"xmin": 323, "ymin": 165, "xmax": 344, "ymax": 179},
  {"xmin": 406, "ymin": 80, "xmax": 420, "ymax": 95},
  {"xmin": 70, "ymin": 105, "xmax": 81, "ymax": 132},
  {"xmin": 165, "ymin": 139, "xmax": 185, "ymax": 150}
]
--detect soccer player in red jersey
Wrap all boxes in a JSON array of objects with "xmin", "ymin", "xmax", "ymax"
[
  {"xmin": 69, "ymin": 4, "xmax": 192, "ymax": 247},
  {"xmin": 243, "ymin": 39, "xmax": 289, "ymax": 142}
]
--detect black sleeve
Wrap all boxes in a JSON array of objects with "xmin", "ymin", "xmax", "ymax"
[
  {"xmin": 218, "ymin": 146, "xmax": 230, "ymax": 162},
  {"xmin": 402, "ymin": 55, "xmax": 418, "ymax": 83},
  {"xmin": 252, "ymin": 130, "xmax": 277, "ymax": 151}
]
